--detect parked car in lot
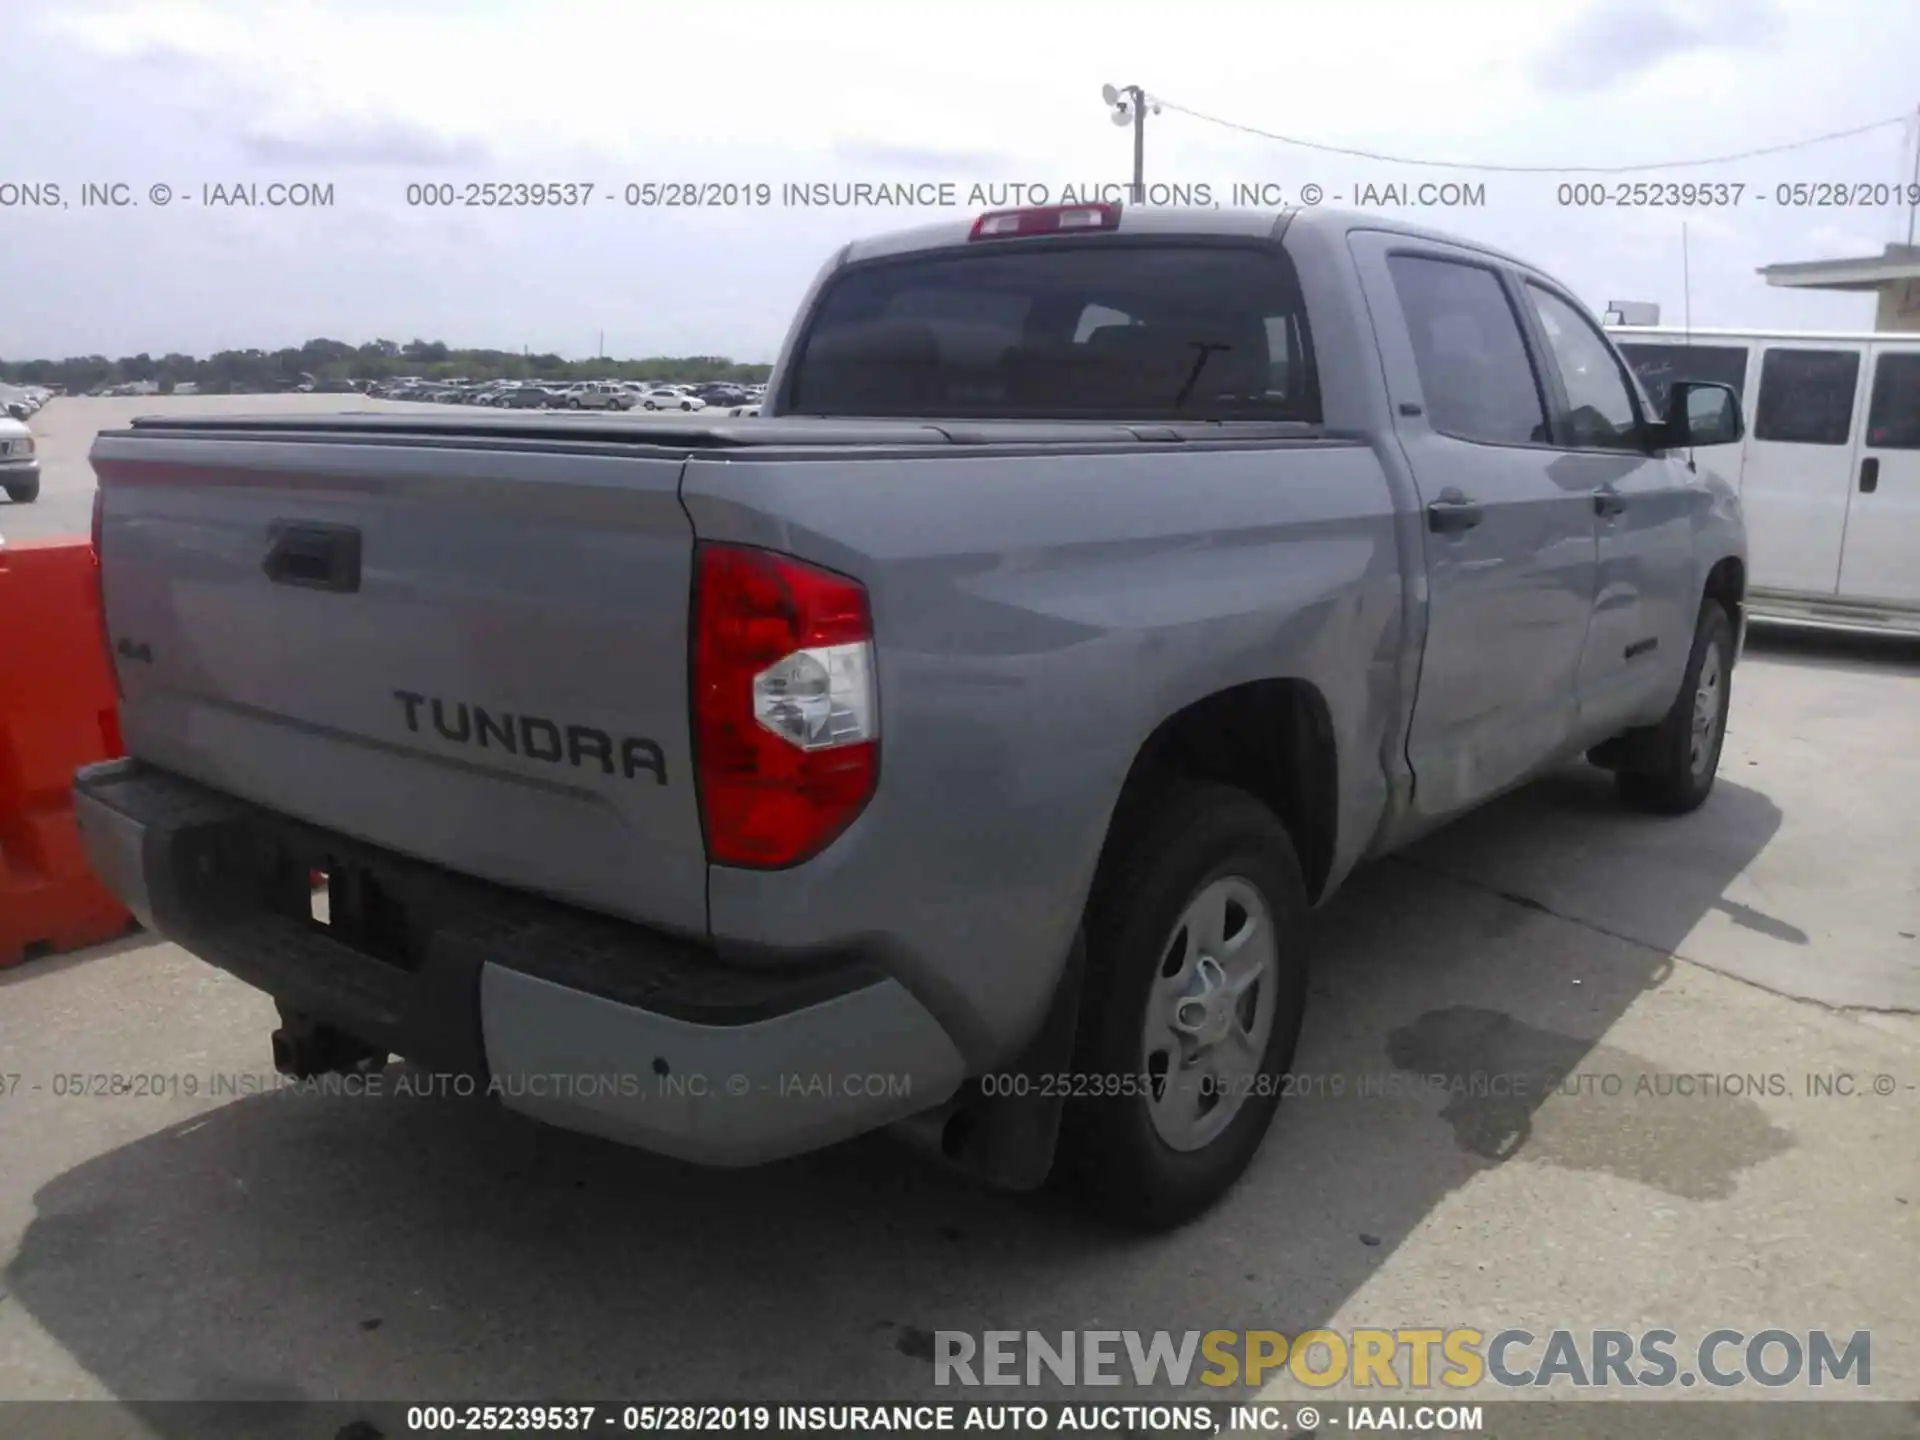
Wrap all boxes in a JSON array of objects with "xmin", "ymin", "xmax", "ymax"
[
  {"xmin": 0, "ymin": 414, "xmax": 38, "ymax": 502},
  {"xmin": 496, "ymin": 385, "xmax": 564, "ymax": 409},
  {"xmin": 1607, "ymin": 323, "xmax": 1920, "ymax": 635},
  {"xmin": 634, "ymin": 386, "xmax": 706, "ymax": 411},
  {"xmin": 76, "ymin": 204, "xmax": 1748, "ymax": 1228},
  {"xmin": 560, "ymin": 381, "xmax": 636, "ymax": 411}
]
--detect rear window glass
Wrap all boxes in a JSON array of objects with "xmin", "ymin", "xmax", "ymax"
[{"xmin": 783, "ymin": 243, "xmax": 1319, "ymax": 421}]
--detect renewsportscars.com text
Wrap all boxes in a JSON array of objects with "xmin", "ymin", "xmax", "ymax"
[{"xmin": 934, "ymin": 1328, "xmax": 1872, "ymax": 1389}]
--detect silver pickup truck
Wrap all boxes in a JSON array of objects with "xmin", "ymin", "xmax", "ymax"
[{"xmin": 74, "ymin": 204, "xmax": 1748, "ymax": 1228}]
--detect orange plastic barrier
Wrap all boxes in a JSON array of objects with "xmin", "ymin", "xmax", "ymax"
[{"xmin": 0, "ymin": 536, "xmax": 134, "ymax": 967}]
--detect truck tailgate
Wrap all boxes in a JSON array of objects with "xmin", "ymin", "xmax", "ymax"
[{"xmin": 89, "ymin": 429, "xmax": 708, "ymax": 937}]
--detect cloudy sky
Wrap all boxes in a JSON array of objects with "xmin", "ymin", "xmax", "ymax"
[{"xmin": 3, "ymin": 0, "xmax": 1918, "ymax": 363}]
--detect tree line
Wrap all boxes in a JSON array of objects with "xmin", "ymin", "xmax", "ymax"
[{"xmin": 0, "ymin": 337, "xmax": 773, "ymax": 395}]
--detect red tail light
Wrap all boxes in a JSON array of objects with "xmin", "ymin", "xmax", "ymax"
[
  {"xmin": 692, "ymin": 543, "xmax": 879, "ymax": 868},
  {"xmin": 969, "ymin": 202, "xmax": 1120, "ymax": 240}
]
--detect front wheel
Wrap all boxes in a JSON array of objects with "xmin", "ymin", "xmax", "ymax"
[
  {"xmin": 1614, "ymin": 599, "xmax": 1735, "ymax": 815},
  {"xmin": 4, "ymin": 475, "xmax": 39, "ymax": 504},
  {"xmin": 644, "ymin": 401, "xmax": 657, "ymax": 410},
  {"xmin": 1053, "ymin": 781, "xmax": 1309, "ymax": 1229}
]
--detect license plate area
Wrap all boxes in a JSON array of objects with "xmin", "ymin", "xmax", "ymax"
[
  {"xmin": 173, "ymin": 820, "xmax": 430, "ymax": 973},
  {"xmin": 304, "ymin": 858, "xmax": 420, "ymax": 971}
]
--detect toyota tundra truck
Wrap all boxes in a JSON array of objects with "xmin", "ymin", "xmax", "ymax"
[{"xmin": 73, "ymin": 203, "xmax": 1749, "ymax": 1228}]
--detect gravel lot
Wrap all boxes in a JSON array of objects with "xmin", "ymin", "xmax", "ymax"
[{"xmin": 2, "ymin": 395, "xmax": 1916, "ymax": 1432}]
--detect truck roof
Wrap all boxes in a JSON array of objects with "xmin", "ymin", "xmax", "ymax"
[{"xmin": 839, "ymin": 204, "xmax": 1540, "ymax": 274}]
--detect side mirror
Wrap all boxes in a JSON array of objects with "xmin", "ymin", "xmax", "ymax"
[{"xmin": 1659, "ymin": 380, "xmax": 1743, "ymax": 449}]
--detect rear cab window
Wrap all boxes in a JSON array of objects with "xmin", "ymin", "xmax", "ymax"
[{"xmin": 781, "ymin": 241, "xmax": 1320, "ymax": 422}]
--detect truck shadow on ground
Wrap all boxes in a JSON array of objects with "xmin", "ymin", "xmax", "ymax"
[{"xmin": 9, "ymin": 767, "xmax": 1787, "ymax": 1425}]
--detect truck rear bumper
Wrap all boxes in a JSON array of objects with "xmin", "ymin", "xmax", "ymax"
[{"xmin": 71, "ymin": 759, "xmax": 966, "ymax": 1166}]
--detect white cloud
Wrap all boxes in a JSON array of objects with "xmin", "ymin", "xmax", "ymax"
[{"xmin": 6, "ymin": 0, "xmax": 1918, "ymax": 358}]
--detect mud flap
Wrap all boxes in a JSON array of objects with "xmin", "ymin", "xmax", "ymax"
[{"xmin": 942, "ymin": 930, "xmax": 1088, "ymax": 1191}]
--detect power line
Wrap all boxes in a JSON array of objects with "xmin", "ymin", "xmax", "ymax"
[{"xmin": 1151, "ymin": 96, "xmax": 1915, "ymax": 175}]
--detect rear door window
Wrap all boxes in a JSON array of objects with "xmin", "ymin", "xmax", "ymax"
[
  {"xmin": 1386, "ymin": 254, "xmax": 1549, "ymax": 447},
  {"xmin": 784, "ymin": 243, "xmax": 1318, "ymax": 421},
  {"xmin": 1753, "ymin": 348, "xmax": 1861, "ymax": 445}
]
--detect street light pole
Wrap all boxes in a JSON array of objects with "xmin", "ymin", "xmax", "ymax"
[
  {"xmin": 1104, "ymin": 84, "xmax": 1158, "ymax": 204},
  {"xmin": 1127, "ymin": 85, "xmax": 1146, "ymax": 204}
]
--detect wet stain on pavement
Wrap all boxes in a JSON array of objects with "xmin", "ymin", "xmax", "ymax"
[
  {"xmin": 1386, "ymin": 1006, "xmax": 1795, "ymax": 1199},
  {"xmin": 895, "ymin": 1325, "xmax": 938, "ymax": 1362}
]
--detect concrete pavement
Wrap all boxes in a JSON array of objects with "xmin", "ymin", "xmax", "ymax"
[{"xmin": 0, "ymin": 395, "xmax": 1914, "ymax": 1430}]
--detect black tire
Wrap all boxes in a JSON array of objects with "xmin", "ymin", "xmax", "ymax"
[
  {"xmin": 4, "ymin": 476, "xmax": 39, "ymax": 504},
  {"xmin": 1615, "ymin": 599, "xmax": 1735, "ymax": 815},
  {"xmin": 1053, "ymin": 780, "xmax": 1309, "ymax": 1229},
  {"xmin": 644, "ymin": 401, "xmax": 658, "ymax": 411}
]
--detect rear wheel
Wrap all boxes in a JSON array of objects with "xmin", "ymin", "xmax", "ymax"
[
  {"xmin": 4, "ymin": 475, "xmax": 39, "ymax": 504},
  {"xmin": 1053, "ymin": 781, "xmax": 1309, "ymax": 1229},
  {"xmin": 1615, "ymin": 599, "xmax": 1735, "ymax": 814}
]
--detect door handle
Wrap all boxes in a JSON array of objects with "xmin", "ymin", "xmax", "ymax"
[
  {"xmin": 1426, "ymin": 491, "xmax": 1483, "ymax": 535},
  {"xmin": 1860, "ymin": 457, "xmax": 1880, "ymax": 494},
  {"xmin": 1593, "ymin": 488, "xmax": 1627, "ymax": 518},
  {"xmin": 264, "ymin": 521, "xmax": 362, "ymax": 593}
]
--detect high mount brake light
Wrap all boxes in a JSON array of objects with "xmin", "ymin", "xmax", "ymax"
[
  {"xmin": 692, "ymin": 543, "xmax": 879, "ymax": 868},
  {"xmin": 968, "ymin": 203, "xmax": 1121, "ymax": 240}
]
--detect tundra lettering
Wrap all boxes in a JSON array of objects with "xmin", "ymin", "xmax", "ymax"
[{"xmin": 392, "ymin": 689, "xmax": 666, "ymax": 784}]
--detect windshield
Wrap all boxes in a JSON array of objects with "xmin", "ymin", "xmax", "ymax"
[{"xmin": 782, "ymin": 241, "xmax": 1319, "ymax": 422}]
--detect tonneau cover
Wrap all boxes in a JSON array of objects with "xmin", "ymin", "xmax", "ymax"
[{"xmin": 114, "ymin": 411, "xmax": 1316, "ymax": 450}]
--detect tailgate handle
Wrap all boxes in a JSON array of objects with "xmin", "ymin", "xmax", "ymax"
[{"xmin": 264, "ymin": 521, "xmax": 361, "ymax": 593}]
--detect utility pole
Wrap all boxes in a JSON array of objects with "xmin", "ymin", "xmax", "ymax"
[
  {"xmin": 1128, "ymin": 87, "xmax": 1145, "ymax": 203},
  {"xmin": 1103, "ymin": 84, "xmax": 1159, "ymax": 203}
]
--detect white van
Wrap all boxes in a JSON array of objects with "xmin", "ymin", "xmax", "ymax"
[{"xmin": 1606, "ymin": 324, "xmax": 1920, "ymax": 635}]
